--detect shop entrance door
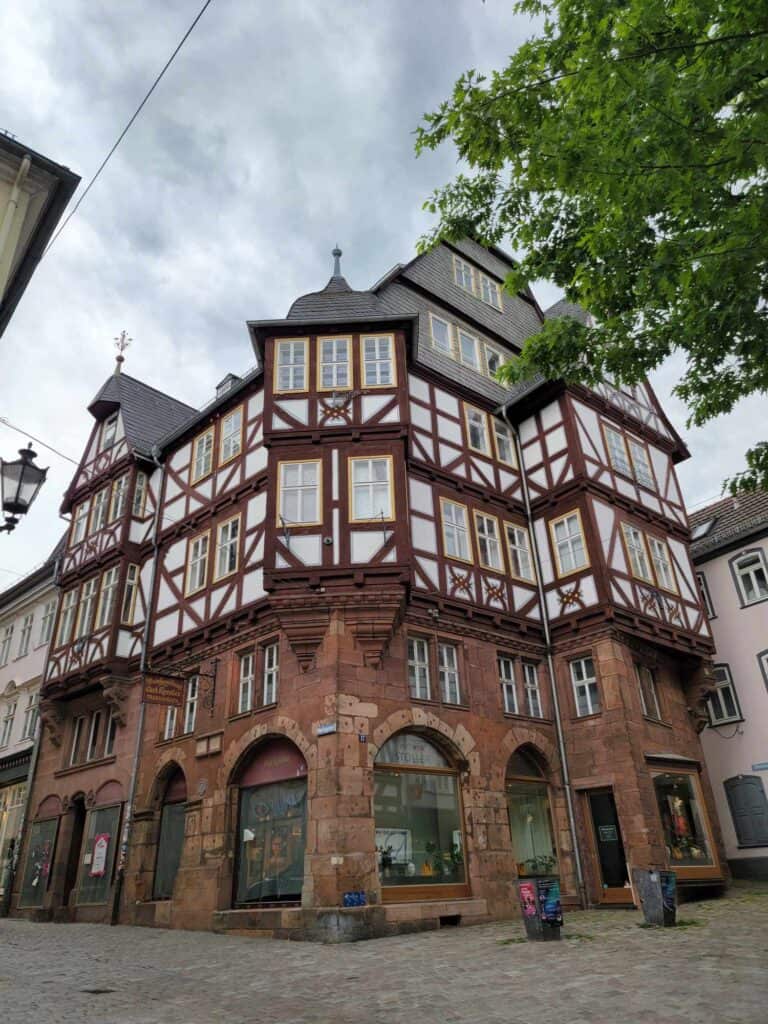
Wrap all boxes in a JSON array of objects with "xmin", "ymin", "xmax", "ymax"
[
  {"xmin": 586, "ymin": 790, "xmax": 630, "ymax": 904},
  {"xmin": 62, "ymin": 797, "xmax": 86, "ymax": 909}
]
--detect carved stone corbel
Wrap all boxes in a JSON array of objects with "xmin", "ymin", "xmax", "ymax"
[
  {"xmin": 101, "ymin": 676, "xmax": 131, "ymax": 726},
  {"xmin": 39, "ymin": 698, "xmax": 65, "ymax": 748},
  {"xmin": 684, "ymin": 660, "xmax": 717, "ymax": 734}
]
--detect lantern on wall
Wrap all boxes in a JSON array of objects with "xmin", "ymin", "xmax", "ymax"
[{"xmin": 0, "ymin": 444, "xmax": 47, "ymax": 533}]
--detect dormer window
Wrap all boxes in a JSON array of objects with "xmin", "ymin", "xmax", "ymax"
[
  {"xmin": 453, "ymin": 255, "xmax": 475, "ymax": 292},
  {"xmin": 100, "ymin": 413, "xmax": 118, "ymax": 451},
  {"xmin": 452, "ymin": 254, "xmax": 503, "ymax": 310},
  {"xmin": 479, "ymin": 272, "xmax": 502, "ymax": 310}
]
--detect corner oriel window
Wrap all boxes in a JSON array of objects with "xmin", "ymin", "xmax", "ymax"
[
  {"xmin": 220, "ymin": 407, "xmax": 243, "ymax": 464},
  {"xmin": 109, "ymin": 475, "xmax": 128, "ymax": 521},
  {"xmin": 278, "ymin": 460, "xmax": 321, "ymax": 526},
  {"xmin": 75, "ymin": 578, "xmax": 98, "ymax": 639},
  {"xmin": 318, "ymin": 337, "xmax": 350, "ymax": 390},
  {"xmin": 121, "ymin": 564, "xmax": 140, "ymax": 625},
  {"xmin": 361, "ymin": 334, "xmax": 394, "ymax": 387},
  {"xmin": 648, "ymin": 536, "xmax": 676, "ymax": 592},
  {"xmin": 505, "ymin": 524, "xmax": 535, "ymax": 582},
  {"xmin": 604, "ymin": 424, "xmax": 632, "ymax": 477},
  {"xmin": 550, "ymin": 511, "xmax": 588, "ymax": 576},
  {"xmin": 570, "ymin": 656, "xmax": 600, "ymax": 717},
  {"xmin": 90, "ymin": 487, "xmax": 109, "ymax": 535},
  {"xmin": 440, "ymin": 499, "xmax": 472, "ymax": 562},
  {"xmin": 96, "ymin": 567, "xmax": 119, "ymax": 630},
  {"xmin": 191, "ymin": 429, "xmax": 214, "ymax": 483},
  {"xmin": 275, "ymin": 339, "xmax": 308, "ymax": 392},
  {"xmin": 622, "ymin": 524, "xmax": 653, "ymax": 583},
  {"xmin": 349, "ymin": 457, "xmax": 393, "ymax": 521}
]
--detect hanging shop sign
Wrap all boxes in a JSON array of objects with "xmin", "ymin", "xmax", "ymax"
[{"xmin": 142, "ymin": 673, "xmax": 186, "ymax": 707}]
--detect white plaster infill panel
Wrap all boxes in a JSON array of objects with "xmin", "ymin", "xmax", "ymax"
[
  {"xmin": 290, "ymin": 535, "xmax": 322, "ymax": 566},
  {"xmin": 411, "ymin": 515, "xmax": 437, "ymax": 554},
  {"xmin": 540, "ymin": 401, "xmax": 562, "ymax": 431},
  {"xmin": 408, "ymin": 477, "xmax": 433, "ymax": 513},
  {"xmin": 153, "ymin": 611, "xmax": 179, "ymax": 647},
  {"xmin": 242, "ymin": 567, "xmax": 266, "ymax": 605},
  {"xmin": 275, "ymin": 398, "xmax": 309, "ymax": 424},
  {"xmin": 361, "ymin": 394, "xmax": 390, "ymax": 421},
  {"xmin": 436, "ymin": 415, "xmax": 462, "ymax": 446},
  {"xmin": 245, "ymin": 446, "xmax": 267, "ymax": 478},
  {"xmin": 415, "ymin": 556, "xmax": 439, "ymax": 589},
  {"xmin": 351, "ymin": 531, "xmax": 386, "ymax": 564},
  {"xmin": 433, "ymin": 388, "xmax": 458, "ymax": 419},
  {"xmin": 591, "ymin": 498, "xmax": 615, "ymax": 559},
  {"xmin": 408, "ymin": 374, "xmax": 430, "ymax": 403},
  {"xmin": 545, "ymin": 424, "xmax": 567, "ymax": 456},
  {"xmin": 410, "ymin": 402, "xmax": 432, "ymax": 432}
]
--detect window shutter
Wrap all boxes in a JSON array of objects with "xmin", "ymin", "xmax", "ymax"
[{"xmin": 724, "ymin": 776, "xmax": 768, "ymax": 847}]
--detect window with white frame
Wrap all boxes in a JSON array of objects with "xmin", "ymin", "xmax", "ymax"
[
  {"xmin": 39, "ymin": 599, "xmax": 56, "ymax": 645},
  {"xmin": 238, "ymin": 652, "xmax": 255, "ymax": 713},
  {"xmin": 100, "ymin": 413, "xmax": 118, "ymax": 451},
  {"xmin": 319, "ymin": 337, "xmax": 350, "ymax": 389},
  {"xmin": 18, "ymin": 614, "xmax": 33, "ymax": 658},
  {"xmin": 453, "ymin": 255, "xmax": 475, "ymax": 293},
  {"xmin": 457, "ymin": 328, "xmax": 480, "ymax": 371},
  {"xmin": 71, "ymin": 500, "xmax": 90, "ymax": 546},
  {"xmin": 648, "ymin": 536, "xmax": 676, "ymax": 592},
  {"xmin": 485, "ymin": 345, "xmax": 503, "ymax": 377},
  {"xmin": 604, "ymin": 425, "xmax": 632, "ymax": 476},
  {"xmin": 474, "ymin": 512, "xmax": 503, "ymax": 571},
  {"xmin": 478, "ymin": 271, "xmax": 502, "ymax": 310},
  {"xmin": 708, "ymin": 665, "xmax": 741, "ymax": 725},
  {"xmin": 132, "ymin": 471, "xmax": 148, "ymax": 517},
  {"xmin": 163, "ymin": 706, "xmax": 177, "ymax": 742},
  {"xmin": 220, "ymin": 407, "xmax": 243, "ymax": 464},
  {"xmin": 636, "ymin": 664, "xmax": 662, "ymax": 721},
  {"xmin": 275, "ymin": 339, "xmax": 307, "ymax": 392},
  {"xmin": 90, "ymin": 487, "xmax": 109, "ymax": 534},
  {"xmin": 0, "ymin": 625, "xmax": 12, "ymax": 667},
  {"xmin": 70, "ymin": 715, "xmax": 85, "ymax": 765},
  {"xmin": 505, "ymin": 524, "xmax": 535, "ymax": 582},
  {"xmin": 441, "ymin": 500, "xmax": 472, "ymax": 561},
  {"xmin": 551, "ymin": 512, "xmax": 588, "ymax": 576},
  {"xmin": 499, "ymin": 655, "xmax": 517, "ymax": 714},
  {"xmin": 361, "ymin": 335, "xmax": 394, "ymax": 387},
  {"xmin": 493, "ymin": 420, "xmax": 516, "ymax": 466},
  {"xmin": 182, "ymin": 676, "xmax": 199, "ymax": 734},
  {"xmin": 438, "ymin": 643, "xmax": 461, "ymax": 704},
  {"xmin": 732, "ymin": 551, "xmax": 768, "ymax": 606},
  {"xmin": 408, "ymin": 637, "xmax": 431, "ymax": 700},
  {"xmin": 121, "ymin": 564, "xmax": 140, "ymax": 624},
  {"xmin": 96, "ymin": 567, "xmax": 119, "ymax": 630},
  {"xmin": 262, "ymin": 643, "xmax": 279, "ymax": 705},
  {"xmin": 86, "ymin": 710, "xmax": 103, "ymax": 761},
  {"xmin": 191, "ymin": 430, "xmax": 214, "ymax": 482},
  {"xmin": 186, "ymin": 533, "xmax": 210, "ymax": 595},
  {"xmin": 628, "ymin": 439, "xmax": 654, "ymax": 489},
  {"xmin": 523, "ymin": 662, "xmax": 543, "ymax": 717},
  {"xmin": 109, "ymin": 474, "xmax": 129, "ymax": 521},
  {"xmin": 429, "ymin": 313, "xmax": 453, "ymax": 355},
  {"xmin": 465, "ymin": 406, "xmax": 490, "ymax": 454},
  {"xmin": 75, "ymin": 578, "xmax": 98, "ymax": 639},
  {"xmin": 22, "ymin": 692, "xmax": 39, "ymax": 739},
  {"xmin": 57, "ymin": 591, "xmax": 77, "ymax": 646},
  {"xmin": 103, "ymin": 708, "xmax": 117, "ymax": 757},
  {"xmin": 570, "ymin": 657, "xmax": 600, "ymax": 717},
  {"xmin": 350, "ymin": 457, "xmax": 393, "ymax": 521},
  {"xmin": 696, "ymin": 572, "xmax": 715, "ymax": 618},
  {"xmin": 278, "ymin": 461, "xmax": 320, "ymax": 525},
  {"xmin": 214, "ymin": 517, "xmax": 240, "ymax": 580},
  {"xmin": 0, "ymin": 702, "xmax": 16, "ymax": 747},
  {"xmin": 622, "ymin": 524, "xmax": 653, "ymax": 582}
]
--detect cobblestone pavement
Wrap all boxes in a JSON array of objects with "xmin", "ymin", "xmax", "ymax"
[{"xmin": 1, "ymin": 883, "xmax": 766, "ymax": 1024}]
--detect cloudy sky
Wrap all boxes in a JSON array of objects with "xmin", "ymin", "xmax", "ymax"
[{"xmin": 0, "ymin": 0, "xmax": 764, "ymax": 587}]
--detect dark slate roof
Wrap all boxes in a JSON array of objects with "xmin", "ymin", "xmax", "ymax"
[
  {"xmin": 156, "ymin": 364, "xmax": 263, "ymax": 453},
  {"xmin": 286, "ymin": 271, "xmax": 385, "ymax": 321},
  {"xmin": 88, "ymin": 372, "xmax": 196, "ymax": 455},
  {"xmin": 689, "ymin": 491, "xmax": 768, "ymax": 560},
  {"xmin": 545, "ymin": 298, "xmax": 591, "ymax": 325}
]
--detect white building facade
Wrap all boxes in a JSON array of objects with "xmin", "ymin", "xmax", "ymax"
[{"xmin": 692, "ymin": 493, "xmax": 768, "ymax": 880}]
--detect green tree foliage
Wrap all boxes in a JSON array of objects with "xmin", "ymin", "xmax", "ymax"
[{"xmin": 416, "ymin": 2, "xmax": 768, "ymax": 493}]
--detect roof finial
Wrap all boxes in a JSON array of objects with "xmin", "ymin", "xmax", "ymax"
[
  {"xmin": 332, "ymin": 244, "xmax": 342, "ymax": 278},
  {"xmin": 113, "ymin": 329, "xmax": 132, "ymax": 374}
]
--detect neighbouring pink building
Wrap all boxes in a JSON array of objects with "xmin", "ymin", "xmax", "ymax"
[{"xmin": 691, "ymin": 492, "xmax": 768, "ymax": 880}]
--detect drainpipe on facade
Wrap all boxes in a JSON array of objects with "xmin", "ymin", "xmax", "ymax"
[
  {"xmin": 0, "ymin": 541, "xmax": 64, "ymax": 917},
  {"xmin": 110, "ymin": 447, "xmax": 165, "ymax": 924},
  {"xmin": 499, "ymin": 403, "xmax": 587, "ymax": 908}
]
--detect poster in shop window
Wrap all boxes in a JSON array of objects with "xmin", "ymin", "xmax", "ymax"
[{"xmin": 90, "ymin": 833, "xmax": 110, "ymax": 877}]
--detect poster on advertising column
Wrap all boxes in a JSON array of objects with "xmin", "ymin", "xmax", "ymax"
[{"xmin": 90, "ymin": 833, "xmax": 110, "ymax": 877}]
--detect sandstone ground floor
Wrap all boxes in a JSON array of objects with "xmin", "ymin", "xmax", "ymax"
[{"xmin": 2, "ymin": 881, "xmax": 766, "ymax": 1024}]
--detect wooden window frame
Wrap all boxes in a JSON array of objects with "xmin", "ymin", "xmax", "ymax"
[
  {"xmin": 273, "ymin": 338, "xmax": 309, "ymax": 394},
  {"xmin": 100, "ymin": 413, "xmax": 118, "ymax": 452},
  {"xmin": 85, "ymin": 710, "xmax": 103, "ymax": 762},
  {"xmin": 262, "ymin": 641, "xmax": 279, "ymax": 706},
  {"xmin": 233, "ymin": 640, "xmax": 280, "ymax": 716},
  {"xmin": 181, "ymin": 675, "xmax": 199, "ymax": 736},
  {"xmin": 213, "ymin": 514, "xmax": 241, "ymax": 583},
  {"xmin": 438, "ymin": 641, "xmax": 462, "ymax": 705},
  {"xmin": 75, "ymin": 578, "xmax": 98, "ymax": 639},
  {"xmin": 456, "ymin": 327, "xmax": 481, "ymax": 371},
  {"xmin": 621, "ymin": 523, "xmax": 655, "ymax": 584},
  {"xmin": 730, "ymin": 549, "xmax": 768, "ymax": 608},
  {"xmin": 464, "ymin": 404, "xmax": 491, "ymax": 456},
  {"xmin": 477, "ymin": 270, "xmax": 503, "ymax": 310},
  {"xmin": 219, "ymin": 405, "xmax": 244, "ymax": 467},
  {"xmin": 360, "ymin": 333, "xmax": 397, "ymax": 389},
  {"xmin": 95, "ymin": 566, "xmax": 119, "ymax": 631},
  {"xmin": 492, "ymin": 419, "xmax": 517, "ymax": 467},
  {"xmin": 108, "ymin": 474, "xmax": 129, "ymax": 522},
  {"xmin": 103, "ymin": 708, "xmax": 117, "ymax": 757},
  {"xmin": 407, "ymin": 635, "xmax": 432, "ymax": 701},
  {"xmin": 522, "ymin": 661, "xmax": 544, "ymax": 718},
  {"xmin": 647, "ymin": 534, "xmax": 678, "ymax": 594},
  {"xmin": 121, "ymin": 564, "xmax": 140, "ymax": 625},
  {"xmin": 132, "ymin": 471, "xmax": 148, "ymax": 518},
  {"xmin": 708, "ymin": 664, "xmax": 742, "ymax": 725},
  {"xmin": 190, "ymin": 427, "xmax": 215, "ymax": 484},
  {"xmin": 57, "ymin": 590, "xmax": 78, "ymax": 648},
  {"xmin": 696, "ymin": 571, "xmax": 715, "ymax": 618},
  {"xmin": 276, "ymin": 459, "xmax": 323, "ymax": 528},
  {"xmin": 498, "ymin": 654, "xmax": 517, "ymax": 715},
  {"xmin": 549, "ymin": 509, "xmax": 590, "ymax": 578},
  {"xmin": 627, "ymin": 436, "xmax": 656, "ymax": 490},
  {"xmin": 602, "ymin": 422, "xmax": 633, "ymax": 478},
  {"xmin": 428, "ymin": 312, "xmax": 454, "ymax": 357},
  {"xmin": 439, "ymin": 497, "xmax": 473, "ymax": 564},
  {"xmin": 70, "ymin": 715, "xmax": 85, "ymax": 765},
  {"xmin": 317, "ymin": 336, "xmax": 352, "ymax": 392},
  {"xmin": 473, "ymin": 510, "xmax": 504, "ymax": 573},
  {"xmin": 453, "ymin": 254, "xmax": 475, "ymax": 294},
  {"xmin": 635, "ymin": 663, "xmax": 663, "ymax": 722},
  {"xmin": 348, "ymin": 455, "xmax": 395, "ymax": 523},
  {"xmin": 237, "ymin": 650, "xmax": 255, "ymax": 714},
  {"xmin": 504, "ymin": 522, "xmax": 536, "ymax": 583},
  {"xmin": 39, "ymin": 599, "xmax": 57, "ymax": 645},
  {"xmin": 569, "ymin": 655, "xmax": 601, "ymax": 718},
  {"xmin": 71, "ymin": 499, "xmax": 90, "ymax": 547},
  {"xmin": 184, "ymin": 530, "xmax": 211, "ymax": 597},
  {"xmin": 17, "ymin": 613, "xmax": 33, "ymax": 658},
  {"xmin": 89, "ymin": 487, "xmax": 110, "ymax": 535}
]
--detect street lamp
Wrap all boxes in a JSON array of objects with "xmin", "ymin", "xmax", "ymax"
[{"xmin": 0, "ymin": 443, "xmax": 48, "ymax": 533}]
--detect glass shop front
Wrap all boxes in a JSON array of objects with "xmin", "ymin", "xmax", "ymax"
[
  {"xmin": 505, "ymin": 748, "xmax": 559, "ymax": 878},
  {"xmin": 652, "ymin": 769, "xmax": 716, "ymax": 871}
]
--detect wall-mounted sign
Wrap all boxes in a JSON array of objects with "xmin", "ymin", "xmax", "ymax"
[
  {"xmin": 751, "ymin": 762, "xmax": 768, "ymax": 772},
  {"xmin": 316, "ymin": 722, "xmax": 337, "ymax": 736},
  {"xmin": 142, "ymin": 673, "xmax": 185, "ymax": 707},
  {"xmin": 598, "ymin": 825, "xmax": 618, "ymax": 842}
]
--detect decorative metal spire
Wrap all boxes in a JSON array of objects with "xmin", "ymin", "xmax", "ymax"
[
  {"xmin": 332, "ymin": 244, "xmax": 342, "ymax": 278},
  {"xmin": 113, "ymin": 330, "xmax": 132, "ymax": 374}
]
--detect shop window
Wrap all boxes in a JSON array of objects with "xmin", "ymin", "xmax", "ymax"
[
  {"xmin": 374, "ymin": 732, "xmax": 466, "ymax": 895},
  {"xmin": 652, "ymin": 770, "xmax": 714, "ymax": 867},
  {"xmin": 153, "ymin": 769, "xmax": 187, "ymax": 900},
  {"xmin": 0, "ymin": 782, "xmax": 27, "ymax": 890},
  {"xmin": 724, "ymin": 776, "xmax": 768, "ymax": 848},
  {"xmin": 731, "ymin": 550, "xmax": 768, "ymax": 606},
  {"xmin": 506, "ymin": 748, "xmax": 558, "ymax": 877},
  {"xmin": 77, "ymin": 803, "xmax": 122, "ymax": 905},
  {"xmin": 19, "ymin": 817, "xmax": 58, "ymax": 908},
  {"xmin": 234, "ymin": 739, "xmax": 307, "ymax": 905}
]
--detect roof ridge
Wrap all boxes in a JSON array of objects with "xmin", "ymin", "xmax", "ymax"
[{"xmin": 116, "ymin": 372, "xmax": 196, "ymax": 412}]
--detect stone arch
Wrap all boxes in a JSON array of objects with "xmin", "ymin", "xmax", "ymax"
[
  {"xmin": 370, "ymin": 707, "xmax": 477, "ymax": 771},
  {"xmin": 94, "ymin": 780, "xmax": 124, "ymax": 806},
  {"xmin": 491, "ymin": 727, "xmax": 560, "ymax": 792},
  {"xmin": 149, "ymin": 760, "xmax": 188, "ymax": 809},
  {"xmin": 219, "ymin": 716, "xmax": 314, "ymax": 791},
  {"xmin": 36, "ymin": 794, "xmax": 62, "ymax": 819}
]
